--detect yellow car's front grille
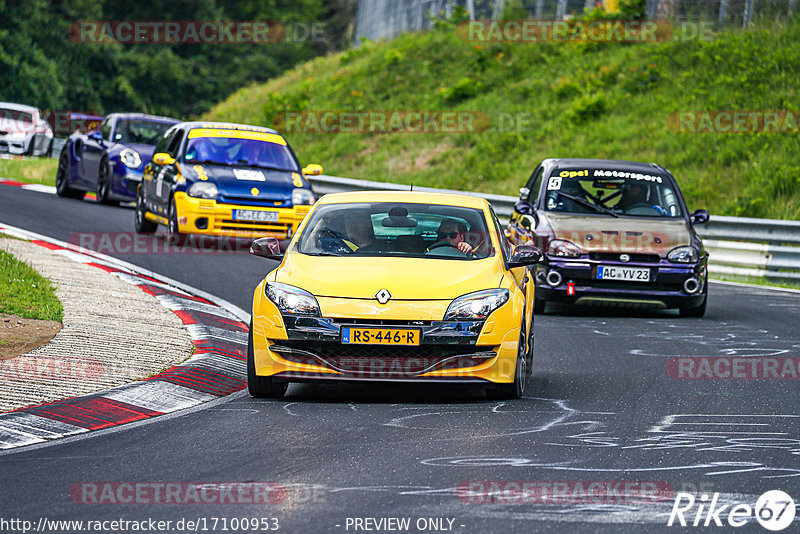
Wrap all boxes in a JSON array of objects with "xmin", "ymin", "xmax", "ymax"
[{"xmin": 216, "ymin": 219, "xmax": 290, "ymax": 232}]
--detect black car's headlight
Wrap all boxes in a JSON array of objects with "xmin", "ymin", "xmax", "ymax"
[
  {"xmin": 668, "ymin": 246, "xmax": 699, "ymax": 263},
  {"xmin": 265, "ymin": 282, "xmax": 321, "ymax": 316},
  {"xmin": 547, "ymin": 239, "xmax": 582, "ymax": 258},
  {"xmin": 120, "ymin": 148, "xmax": 142, "ymax": 169},
  {"xmin": 444, "ymin": 289, "xmax": 509, "ymax": 321},
  {"xmin": 187, "ymin": 182, "xmax": 218, "ymax": 199}
]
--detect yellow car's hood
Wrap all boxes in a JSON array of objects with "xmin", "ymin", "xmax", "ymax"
[
  {"xmin": 546, "ymin": 214, "xmax": 691, "ymax": 256},
  {"xmin": 273, "ymin": 253, "xmax": 505, "ymax": 300}
]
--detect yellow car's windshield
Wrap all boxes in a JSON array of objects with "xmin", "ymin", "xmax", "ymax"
[{"xmin": 297, "ymin": 202, "xmax": 495, "ymax": 259}]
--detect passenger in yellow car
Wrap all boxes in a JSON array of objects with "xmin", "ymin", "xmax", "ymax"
[
  {"xmin": 427, "ymin": 219, "xmax": 474, "ymax": 256},
  {"xmin": 342, "ymin": 213, "xmax": 372, "ymax": 250}
]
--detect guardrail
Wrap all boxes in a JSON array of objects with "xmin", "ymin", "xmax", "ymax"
[{"xmin": 309, "ymin": 174, "xmax": 800, "ymax": 284}]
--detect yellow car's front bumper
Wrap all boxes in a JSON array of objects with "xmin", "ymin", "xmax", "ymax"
[
  {"xmin": 251, "ymin": 280, "xmax": 525, "ymax": 384},
  {"xmin": 173, "ymin": 192, "xmax": 312, "ymax": 238}
]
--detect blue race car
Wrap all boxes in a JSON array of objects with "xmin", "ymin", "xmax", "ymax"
[{"xmin": 56, "ymin": 113, "xmax": 179, "ymax": 204}]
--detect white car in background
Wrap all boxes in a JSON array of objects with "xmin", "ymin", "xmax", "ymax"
[{"xmin": 0, "ymin": 102, "xmax": 54, "ymax": 157}]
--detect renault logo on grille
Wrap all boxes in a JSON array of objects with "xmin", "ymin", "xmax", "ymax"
[
  {"xmin": 375, "ymin": 289, "xmax": 391, "ymax": 304},
  {"xmin": 620, "ymin": 254, "xmax": 631, "ymax": 262}
]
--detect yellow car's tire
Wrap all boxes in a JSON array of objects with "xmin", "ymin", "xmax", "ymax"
[
  {"xmin": 247, "ymin": 324, "xmax": 288, "ymax": 399},
  {"xmin": 134, "ymin": 188, "xmax": 157, "ymax": 234},
  {"xmin": 488, "ymin": 325, "xmax": 527, "ymax": 400},
  {"xmin": 167, "ymin": 197, "xmax": 182, "ymax": 235}
]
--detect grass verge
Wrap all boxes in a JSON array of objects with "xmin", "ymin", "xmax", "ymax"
[
  {"xmin": 0, "ymin": 157, "xmax": 57, "ymax": 187},
  {"xmin": 0, "ymin": 246, "xmax": 63, "ymax": 321}
]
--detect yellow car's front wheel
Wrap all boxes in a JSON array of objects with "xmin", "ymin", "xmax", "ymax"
[
  {"xmin": 489, "ymin": 323, "xmax": 528, "ymax": 399},
  {"xmin": 247, "ymin": 324, "xmax": 288, "ymax": 399}
]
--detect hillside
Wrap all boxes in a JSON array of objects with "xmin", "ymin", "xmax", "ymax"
[{"xmin": 204, "ymin": 17, "xmax": 800, "ymax": 219}]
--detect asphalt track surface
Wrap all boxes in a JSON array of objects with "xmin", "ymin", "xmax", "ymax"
[{"xmin": 1, "ymin": 185, "xmax": 799, "ymax": 533}]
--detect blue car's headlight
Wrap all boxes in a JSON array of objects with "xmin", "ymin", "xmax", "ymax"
[
  {"xmin": 265, "ymin": 282, "xmax": 321, "ymax": 316},
  {"xmin": 444, "ymin": 289, "xmax": 509, "ymax": 321},
  {"xmin": 187, "ymin": 182, "xmax": 218, "ymax": 199},
  {"xmin": 291, "ymin": 188, "xmax": 315, "ymax": 206},
  {"xmin": 120, "ymin": 148, "xmax": 142, "ymax": 169},
  {"xmin": 668, "ymin": 246, "xmax": 699, "ymax": 263}
]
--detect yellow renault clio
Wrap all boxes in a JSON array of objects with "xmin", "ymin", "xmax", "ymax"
[{"xmin": 248, "ymin": 191, "xmax": 543, "ymax": 399}]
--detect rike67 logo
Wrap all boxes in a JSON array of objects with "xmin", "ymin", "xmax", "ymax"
[{"xmin": 668, "ymin": 490, "xmax": 796, "ymax": 530}]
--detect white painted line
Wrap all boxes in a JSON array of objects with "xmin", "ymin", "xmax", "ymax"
[
  {"xmin": 21, "ymin": 183, "xmax": 57, "ymax": 194},
  {"xmin": 155, "ymin": 294, "xmax": 239, "ymax": 320},
  {"xmin": 0, "ymin": 413, "xmax": 88, "ymax": 449},
  {"xmin": 186, "ymin": 324, "xmax": 248, "ymax": 345},
  {"xmin": 102, "ymin": 381, "xmax": 217, "ymax": 413}
]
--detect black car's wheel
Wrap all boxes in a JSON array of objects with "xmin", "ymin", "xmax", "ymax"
[
  {"xmin": 247, "ymin": 323, "xmax": 288, "ymax": 399},
  {"xmin": 680, "ymin": 292, "xmax": 707, "ymax": 318},
  {"xmin": 488, "ymin": 323, "xmax": 527, "ymax": 399},
  {"xmin": 96, "ymin": 157, "xmax": 117, "ymax": 205},
  {"xmin": 134, "ymin": 187, "xmax": 157, "ymax": 234},
  {"xmin": 55, "ymin": 148, "xmax": 84, "ymax": 199},
  {"xmin": 168, "ymin": 197, "xmax": 181, "ymax": 235}
]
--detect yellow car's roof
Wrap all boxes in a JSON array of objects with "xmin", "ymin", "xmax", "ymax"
[{"xmin": 316, "ymin": 190, "xmax": 490, "ymax": 210}]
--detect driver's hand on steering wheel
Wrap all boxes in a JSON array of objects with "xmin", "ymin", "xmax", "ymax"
[{"xmin": 457, "ymin": 241, "xmax": 473, "ymax": 255}]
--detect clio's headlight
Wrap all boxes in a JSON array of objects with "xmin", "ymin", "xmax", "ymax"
[
  {"xmin": 444, "ymin": 289, "xmax": 509, "ymax": 321},
  {"xmin": 187, "ymin": 181, "xmax": 218, "ymax": 199},
  {"xmin": 668, "ymin": 246, "xmax": 699, "ymax": 263},
  {"xmin": 265, "ymin": 282, "xmax": 321, "ymax": 316},
  {"xmin": 7, "ymin": 131, "xmax": 27, "ymax": 141},
  {"xmin": 291, "ymin": 188, "xmax": 315, "ymax": 206},
  {"xmin": 547, "ymin": 239, "xmax": 582, "ymax": 258},
  {"xmin": 120, "ymin": 148, "xmax": 142, "ymax": 169}
]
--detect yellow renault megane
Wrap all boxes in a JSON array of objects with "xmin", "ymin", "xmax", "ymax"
[{"xmin": 248, "ymin": 191, "xmax": 543, "ymax": 399}]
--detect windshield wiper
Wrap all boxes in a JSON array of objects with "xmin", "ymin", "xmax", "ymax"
[
  {"xmin": 235, "ymin": 161, "xmax": 295, "ymax": 172},
  {"xmin": 556, "ymin": 192, "xmax": 619, "ymax": 217},
  {"xmin": 190, "ymin": 159, "xmax": 234, "ymax": 166}
]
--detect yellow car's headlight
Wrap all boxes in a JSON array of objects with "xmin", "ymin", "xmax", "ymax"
[
  {"xmin": 444, "ymin": 289, "xmax": 509, "ymax": 321},
  {"xmin": 188, "ymin": 182, "xmax": 218, "ymax": 199},
  {"xmin": 265, "ymin": 282, "xmax": 321, "ymax": 316}
]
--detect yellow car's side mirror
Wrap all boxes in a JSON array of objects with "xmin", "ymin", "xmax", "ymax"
[
  {"xmin": 152, "ymin": 152, "xmax": 176, "ymax": 166},
  {"xmin": 303, "ymin": 163, "xmax": 323, "ymax": 176}
]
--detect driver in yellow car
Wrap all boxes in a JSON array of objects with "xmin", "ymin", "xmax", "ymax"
[{"xmin": 432, "ymin": 219, "xmax": 474, "ymax": 255}]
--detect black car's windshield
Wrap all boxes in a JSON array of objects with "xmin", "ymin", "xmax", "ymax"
[
  {"xmin": 543, "ymin": 169, "xmax": 683, "ymax": 217},
  {"xmin": 183, "ymin": 129, "xmax": 298, "ymax": 171},
  {"xmin": 114, "ymin": 120, "xmax": 174, "ymax": 145},
  {"xmin": 297, "ymin": 202, "xmax": 495, "ymax": 260}
]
